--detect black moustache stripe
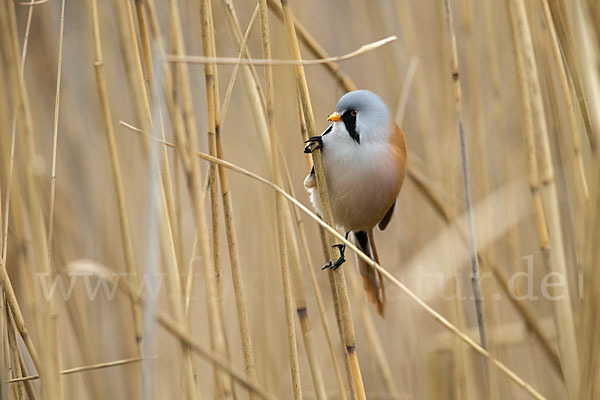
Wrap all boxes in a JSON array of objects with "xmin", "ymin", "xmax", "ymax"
[{"xmin": 341, "ymin": 110, "xmax": 360, "ymax": 144}]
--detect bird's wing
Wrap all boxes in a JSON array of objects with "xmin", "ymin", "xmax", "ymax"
[
  {"xmin": 304, "ymin": 166, "xmax": 316, "ymax": 189},
  {"xmin": 378, "ymin": 200, "xmax": 396, "ymax": 230}
]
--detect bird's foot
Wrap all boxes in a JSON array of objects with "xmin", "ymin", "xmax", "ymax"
[
  {"xmin": 304, "ymin": 136, "xmax": 323, "ymax": 154},
  {"xmin": 322, "ymin": 243, "xmax": 346, "ymax": 270}
]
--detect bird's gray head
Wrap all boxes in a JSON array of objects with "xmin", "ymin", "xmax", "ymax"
[{"xmin": 328, "ymin": 90, "xmax": 391, "ymax": 144}]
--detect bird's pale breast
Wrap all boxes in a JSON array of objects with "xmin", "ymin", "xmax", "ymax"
[{"xmin": 309, "ymin": 131, "xmax": 403, "ymax": 231}]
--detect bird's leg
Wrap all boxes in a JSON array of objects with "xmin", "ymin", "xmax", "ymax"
[
  {"xmin": 322, "ymin": 232, "xmax": 349, "ymax": 270},
  {"xmin": 304, "ymin": 136, "xmax": 323, "ymax": 153}
]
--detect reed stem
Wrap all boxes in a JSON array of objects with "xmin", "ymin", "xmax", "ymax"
[
  {"xmin": 278, "ymin": 2, "xmax": 366, "ymax": 398},
  {"xmin": 441, "ymin": 0, "xmax": 489, "ymax": 389}
]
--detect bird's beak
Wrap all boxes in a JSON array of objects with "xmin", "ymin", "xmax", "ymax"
[{"xmin": 327, "ymin": 112, "xmax": 342, "ymax": 122}]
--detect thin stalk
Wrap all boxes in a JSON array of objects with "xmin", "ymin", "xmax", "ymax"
[
  {"xmin": 321, "ymin": 237, "xmax": 357, "ymax": 400},
  {"xmin": 8, "ymin": 357, "xmax": 146, "ymax": 383},
  {"xmin": 0, "ymin": 0, "xmax": 40, "ymax": 374},
  {"xmin": 17, "ymin": 346, "xmax": 38, "ymax": 400},
  {"xmin": 507, "ymin": 1, "xmax": 581, "ymax": 398},
  {"xmin": 219, "ymin": 3, "xmax": 260, "ymax": 127},
  {"xmin": 258, "ymin": 0, "xmax": 303, "ymax": 398},
  {"xmin": 284, "ymin": 208, "xmax": 327, "ymax": 400},
  {"xmin": 89, "ymin": 0, "xmax": 142, "ymax": 345},
  {"xmin": 134, "ymin": 0, "xmax": 153, "ymax": 82},
  {"xmin": 6, "ymin": 307, "xmax": 26, "ymax": 400},
  {"xmin": 3, "ymin": 303, "xmax": 37, "ymax": 400},
  {"xmin": 282, "ymin": 143, "xmax": 347, "ymax": 399},
  {"xmin": 220, "ymin": 3, "xmax": 338, "ymax": 397},
  {"xmin": 198, "ymin": 0, "xmax": 224, "ymax": 335},
  {"xmin": 200, "ymin": 0, "xmax": 259, "ymax": 395},
  {"xmin": 463, "ymin": 2, "xmax": 510, "ymax": 397},
  {"xmin": 546, "ymin": 0, "xmax": 597, "ymax": 151},
  {"xmin": 540, "ymin": 1, "xmax": 588, "ymax": 301},
  {"xmin": 165, "ymin": 37, "xmax": 396, "ymax": 66},
  {"xmin": 441, "ymin": 0, "xmax": 489, "ymax": 390},
  {"xmin": 223, "ymin": 6, "xmax": 328, "ymax": 397},
  {"xmin": 145, "ymin": 0, "xmax": 233, "ymax": 396},
  {"xmin": 266, "ymin": 0, "xmax": 357, "ymax": 92},
  {"xmin": 1, "ymin": 2, "xmax": 61, "ymax": 397},
  {"xmin": 575, "ymin": 0, "xmax": 600, "ymax": 396},
  {"xmin": 0, "ymin": 261, "xmax": 39, "ymax": 373},
  {"xmin": 47, "ymin": 0, "xmax": 66, "ymax": 257},
  {"xmin": 277, "ymin": 1, "xmax": 366, "ymax": 398},
  {"xmin": 219, "ymin": 0, "xmax": 270, "ymax": 158},
  {"xmin": 346, "ymin": 270, "xmax": 400, "ymax": 398},
  {"xmin": 540, "ymin": 0, "xmax": 588, "ymax": 201},
  {"xmin": 221, "ymin": 0, "xmax": 267, "ymax": 110},
  {"xmin": 138, "ymin": 9, "xmax": 189, "ymax": 287},
  {"xmin": 116, "ymin": 0, "xmax": 199, "ymax": 397},
  {"xmin": 155, "ymin": 55, "xmax": 200, "ymax": 400},
  {"xmin": 197, "ymin": 0, "xmax": 235, "ymax": 396},
  {"xmin": 132, "ymin": 1, "xmax": 185, "ymax": 277},
  {"xmin": 2, "ymin": 0, "xmax": 35, "ymax": 265}
]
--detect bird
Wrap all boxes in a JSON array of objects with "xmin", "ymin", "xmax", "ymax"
[{"xmin": 303, "ymin": 90, "xmax": 407, "ymax": 317}]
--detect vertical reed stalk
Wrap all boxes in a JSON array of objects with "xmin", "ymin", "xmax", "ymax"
[
  {"xmin": 220, "ymin": 3, "xmax": 340, "ymax": 396},
  {"xmin": 573, "ymin": 1, "xmax": 600, "ymax": 397},
  {"xmin": 116, "ymin": 1, "xmax": 199, "ymax": 398},
  {"xmin": 0, "ymin": 0, "xmax": 41, "ymax": 377},
  {"xmin": 282, "ymin": 156, "xmax": 347, "ymax": 400},
  {"xmin": 221, "ymin": 0, "xmax": 267, "ymax": 109},
  {"xmin": 281, "ymin": 187, "xmax": 327, "ymax": 399},
  {"xmin": 17, "ymin": 352, "xmax": 39, "ymax": 400},
  {"xmin": 134, "ymin": 0, "xmax": 153, "ymax": 82},
  {"xmin": 346, "ymin": 269, "xmax": 400, "ymax": 398},
  {"xmin": 258, "ymin": 0, "xmax": 303, "ymax": 397},
  {"xmin": 6, "ymin": 307, "xmax": 26, "ymax": 400},
  {"xmin": 89, "ymin": 0, "xmax": 142, "ymax": 346},
  {"xmin": 0, "ymin": 259, "xmax": 39, "ymax": 373},
  {"xmin": 319, "ymin": 228, "xmax": 357, "ymax": 400},
  {"xmin": 47, "ymin": 0, "xmax": 66, "ymax": 257},
  {"xmin": 277, "ymin": 1, "xmax": 366, "ymax": 398},
  {"xmin": 546, "ymin": 0, "xmax": 597, "ymax": 151},
  {"xmin": 441, "ymin": 0, "xmax": 489, "ymax": 390},
  {"xmin": 1, "ymin": 0, "xmax": 35, "ymax": 267},
  {"xmin": 198, "ymin": 0, "xmax": 224, "ymax": 335},
  {"xmin": 200, "ymin": 0, "xmax": 259, "ymax": 395},
  {"xmin": 2, "ymin": 1, "xmax": 62, "ymax": 398},
  {"xmin": 540, "ymin": 0, "xmax": 588, "ymax": 201},
  {"xmin": 151, "ymin": 0, "xmax": 233, "ymax": 397},
  {"xmin": 462, "ymin": 3, "xmax": 508, "ymax": 397},
  {"xmin": 266, "ymin": 0, "xmax": 357, "ymax": 92},
  {"xmin": 507, "ymin": 0, "xmax": 581, "ymax": 397}
]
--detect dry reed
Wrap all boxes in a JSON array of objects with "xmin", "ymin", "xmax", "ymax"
[{"xmin": 2, "ymin": 1, "xmax": 600, "ymax": 399}]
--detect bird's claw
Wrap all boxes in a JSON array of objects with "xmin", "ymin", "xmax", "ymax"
[
  {"xmin": 330, "ymin": 255, "xmax": 346, "ymax": 270},
  {"xmin": 304, "ymin": 136, "xmax": 323, "ymax": 154},
  {"xmin": 322, "ymin": 243, "xmax": 346, "ymax": 270}
]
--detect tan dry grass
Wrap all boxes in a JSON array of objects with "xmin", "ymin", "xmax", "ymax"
[{"xmin": 1, "ymin": 1, "xmax": 599, "ymax": 399}]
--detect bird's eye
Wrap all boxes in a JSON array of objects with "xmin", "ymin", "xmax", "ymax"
[{"xmin": 350, "ymin": 110, "xmax": 358, "ymax": 117}]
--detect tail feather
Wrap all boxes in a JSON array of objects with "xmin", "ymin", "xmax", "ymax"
[{"xmin": 354, "ymin": 230, "xmax": 386, "ymax": 317}]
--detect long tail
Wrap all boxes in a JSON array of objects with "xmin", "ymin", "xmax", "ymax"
[{"xmin": 353, "ymin": 230, "xmax": 386, "ymax": 317}]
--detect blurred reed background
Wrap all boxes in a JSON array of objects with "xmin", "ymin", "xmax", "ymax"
[{"xmin": 0, "ymin": 0, "xmax": 599, "ymax": 399}]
